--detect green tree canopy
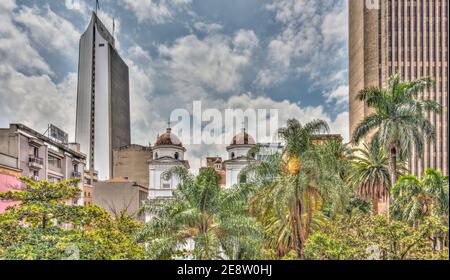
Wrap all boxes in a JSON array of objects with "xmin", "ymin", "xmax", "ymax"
[
  {"xmin": 303, "ymin": 214, "xmax": 448, "ymax": 260},
  {"xmin": 391, "ymin": 168, "xmax": 449, "ymax": 226},
  {"xmin": 351, "ymin": 74, "xmax": 440, "ymax": 184},
  {"xmin": 137, "ymin": 167, "xmax": 263, "ymax": 260},
  {"xmin": 0, "ymin": 177, "xmax": 144, "ymax": 260}
]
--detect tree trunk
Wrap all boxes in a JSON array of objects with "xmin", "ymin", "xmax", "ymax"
[
  {"xmin": 42, "ymin": 214, "xmax": 47, "ymax": 229},
  {"xmin": 372, "ymin": 195, "xmax": 379, "ymax": 215},
  {"xmin": 385, "ymin": 192, "xmax": 391, "ymax": 220},
  {"xmin": 292, "ymin": 200, "xmax": 304, "ymax": 259},
  {"xmin": 389, "ymin": 146, "xmax": 398, "ymax": 185},
  {"xmin": 289, "ymin": 209, "xmax": 299, "ymax": 256},
  {"xmin": 387, "ymin": 146, "xmax": 397, "ymax": 220}
]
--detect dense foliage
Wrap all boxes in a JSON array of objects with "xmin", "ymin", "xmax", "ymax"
[
  {"xmin": 0, "ymin": 76, "xmax": 448, "ymax": 260},
  {"xmin": 303, "ymin": 214, "xmax": 448, "ymax": 260},
  {"xmin": 0, "ymin": 177, "xmax": 144, "ymax": 260},
  {"xmin": 351, "ymin": 74, "xmax": 441, "ymax": 185},
  {"xmin": 137, "ymin": 167, "xmax": 263, "ymax": 260}
]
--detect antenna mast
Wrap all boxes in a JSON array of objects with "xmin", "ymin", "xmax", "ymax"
[{"xmin": 113, "ymin": 18, "xmax": 115, "ymax": 38}]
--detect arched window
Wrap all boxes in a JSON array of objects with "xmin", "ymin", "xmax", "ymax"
[
  {"xmin": 231, "ymin": 152, "xmax": 235, "ymax": 159},
  {"xmin": 155, "ymin": 152, "xmax": 158, "ymax": 159},
  {"xmin": 174, "ymin": 152, "xmax": 179, "ymax": 160}
]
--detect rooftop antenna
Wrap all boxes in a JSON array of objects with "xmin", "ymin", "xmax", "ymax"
[
  {"xmin": 112, "ymin": 18, "xmax": 115, "ymax": 38},
  {"xmin": 95, "ymin": 0, "xmax": 100, "ymax": 14}
]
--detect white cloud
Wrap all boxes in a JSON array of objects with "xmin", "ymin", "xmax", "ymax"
[
  {"xmin": 158, "ymin": 30, "xmax": 258, "ymax": 95},
  {"xmin": 233, "ymin": 29, "xmax": 259, "ymax": 56},
  {"xmin": 0, "ymin": 0, "xmax": 51, "ymax": 74},
  {"xmin": 193, "ymin": 21, "xmax": 223, "ymax": 34},
  {"xmin": 225, "ymin": 93, "xmax": 349, "ymax": 141},
  {"xmin": 0, "ymin": 1, "xmax": 79, "ymax": 138},
  {"xmin": 65, "ymin": 0, "xmax": 89, "ymax": 14},
  {"xmin": 15, "ymin": 5, "xmax": 81, "ymax": 59},
  {"xmin": 0, "ymin": 65, "xmax": 77, "ymax": 139},
  {"xmin": 324, "ymin": 85, "xmax": 349, "ymax": 106},
  {"xmin": 122, "ymin": 46, "xmax": 155, "ymax": 145},
  {"xmin": 256, "ymin": 0, "xmax": 348, "ymax": 88},
  {"xmin": 121, "ymin": 0, "xmax": 192, "ymax": 24}
]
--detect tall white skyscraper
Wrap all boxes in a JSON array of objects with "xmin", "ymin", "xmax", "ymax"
[{"xmin": 75, "ymin": 12, "xmax": 131, "ymax": 180}]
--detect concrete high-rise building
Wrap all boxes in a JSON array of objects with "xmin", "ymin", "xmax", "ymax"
[
  {"xmin": 76, "ymin": 12, "xmax": 131, "ymax": 181},
  {"xmin": 349, "ymin": 0, "xmax": 448, "ymax": 176}
]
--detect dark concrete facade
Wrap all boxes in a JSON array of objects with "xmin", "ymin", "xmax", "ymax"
[{"xmin": 110, "ymin": 46, "xmax": 131, "ymax": 151}]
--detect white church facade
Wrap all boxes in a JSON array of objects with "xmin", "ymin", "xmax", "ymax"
[
  {"xmin": 148, "ymin": 127, "xmax": 190, "ymax": 200},
  {"xmin": 147, "ymin": 127, "xmax": 258, "ymax": 206},
  {"xmin": 223, "ymin": 129, "xmax": 256, "ymax": 188}
]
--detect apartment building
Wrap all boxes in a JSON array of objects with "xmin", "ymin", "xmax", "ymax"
[{"xmin": 0, "ymin": 124, "xmax": 87, "ymax": 212}]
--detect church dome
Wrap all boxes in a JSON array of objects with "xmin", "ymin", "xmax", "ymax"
[
  {"xmin": 155, "ymin": 128, "xmax": 182, "ymax": 147},
  {"xmin": 230, "ymin": 130, "xmax": 255, "ymax": 145}
]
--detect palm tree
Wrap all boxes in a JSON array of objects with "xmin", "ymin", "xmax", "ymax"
[
  {"xmin": 391, "ymin": 168, "xmax": 449, "ymax": 226},
  {"xmin": 245, "ymin": 119, "xmax": 341, "ymax": 258},
  {"xmin": 315, "ymin": 139, "xmax": 354, "ymax": 216},
  {"xmin": 346, "ymin": 144, "xmax": 393, "ymax": 214},
  {"xmin": 137, "ymin": 167, "xmax": 263, "ymax": 260},
  {"xmin": 351, "ymin": 74, "xmax": 441, "ymax": 185}
]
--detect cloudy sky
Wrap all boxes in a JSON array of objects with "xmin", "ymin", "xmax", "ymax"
[{"xmin": 0, "ymin": 0, "xmax": 349, "ymax": 172}]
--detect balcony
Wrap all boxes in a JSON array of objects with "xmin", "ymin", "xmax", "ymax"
[
  {"xmin": 30, "ymin": 175, "xmax": 39, "ymax": 181},
  {"xmin": 28, "ymin": 156, "xmax": 44, "ymax": 169},
  {"xmin": 71, "ymin": 171, "xmax": 82, "ymax": 178}
]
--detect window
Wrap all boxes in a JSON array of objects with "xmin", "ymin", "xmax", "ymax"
[
  {"xmin": 155, "ymin": 152, "xmax": 158, "ymax": 159},
  {"xmin": 231, "ymin": 152, "xmax": 235, "ymax": 159},
  {"xmin": 30, "ymin": 146, "xmax": 39, "ymax": 157},
  {"xmin": 161, "ymin": 177, "xmax": 171, "ymax": 189},
  {"xmin": 174, "ymin": 152, "xmax": 179, "ymax": 160},
  {"xmin": 48, "ymin": 155, "xmax": 61, "ymax": 168},
  {"xmin": 32, "ymin": 170, "xmax": 39, "ymax": 180}
]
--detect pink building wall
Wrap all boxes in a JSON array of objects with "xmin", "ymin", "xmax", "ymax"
[{"xmin": 0, "ymin": 173, "xmax": 20, "ymax": 213}]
